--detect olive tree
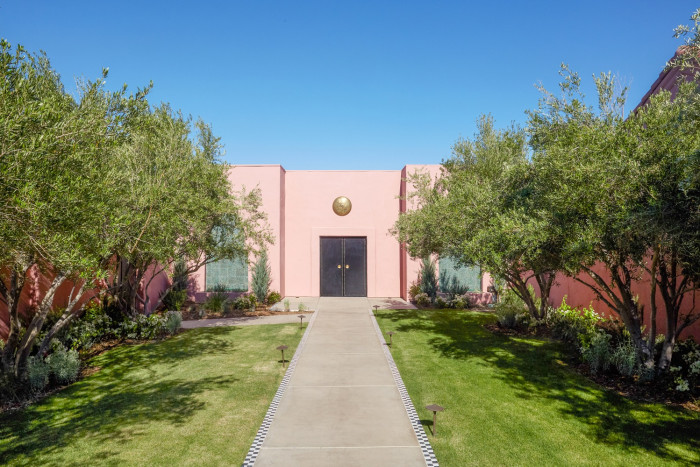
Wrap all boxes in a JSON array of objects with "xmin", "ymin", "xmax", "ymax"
[
  {"xmin": 394, "ymin": 116, "xmax": 565, "ymax": 319},
  {"xmin": 529, "ymin": 65, "xmax": 699, "ymax": 373},
  {"xmin": 0, "ymin": 40, "xmax": 268, "ymax": 381}
]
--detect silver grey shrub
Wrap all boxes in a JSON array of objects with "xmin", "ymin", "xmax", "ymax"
[
  {"xmin": 27, "ymin": 356, "xmax": 50, "ymax": 392},
  {"xmin": 47, "ymin": 347, "xmax": 80, "ymax": 385},
  {"xmin": 581, "ymin": 331, "xmax": 612, "ymax": 374},
  {"xmin": 164, "ymin": 310, "xmax": 182, "ymax": 334}
]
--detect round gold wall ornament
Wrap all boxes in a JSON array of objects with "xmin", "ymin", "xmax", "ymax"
[{"xmin": 332, "ymin": 196, "xmax": 352, "ymax": 216}]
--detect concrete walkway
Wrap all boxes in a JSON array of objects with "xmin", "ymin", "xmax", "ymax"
[{"xmin": 249, "ymin": 297, "xmax": 430, "ymax": 466}]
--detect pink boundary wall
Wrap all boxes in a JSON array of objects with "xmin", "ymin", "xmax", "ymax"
[{"xmin": 190, "ymin": 164, "xmax": 491, "ymax": 301}]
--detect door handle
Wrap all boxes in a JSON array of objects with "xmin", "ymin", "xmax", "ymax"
[
  {"xmin": 337, "ymin": 265, "xmax": 341, "ymax": 269},
  {"xmin": 346, "ymin": 265, "xmax": 350, "ymax": 269}
]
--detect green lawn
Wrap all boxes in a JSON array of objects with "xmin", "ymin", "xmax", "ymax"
[
  {"xmin": 0, "ymin": 324, "xmax": 302, "ymax": 466},
  {"xmin": 374, "ymin": 309, "xmax": 700, "ymax": 466}
]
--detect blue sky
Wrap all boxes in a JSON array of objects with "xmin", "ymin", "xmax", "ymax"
[{"xmin": 1, "ymin": 1, "xmax": 697, "ymax": 169}]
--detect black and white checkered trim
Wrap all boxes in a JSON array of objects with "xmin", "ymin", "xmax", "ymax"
[
  {"xmin": 370, "ymin": 309, "xmax": 440, "ymax": 467},
  {"xmin": 241, "ymin": 311, "xmax": 318, "ymax": 467}
]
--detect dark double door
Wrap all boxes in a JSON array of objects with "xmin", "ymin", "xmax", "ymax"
[{"xmin": 320, "ymin": 237, "xmax": 367, "ymax": 297}]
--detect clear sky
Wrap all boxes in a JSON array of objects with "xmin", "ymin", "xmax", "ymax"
[{"xmin": 1, "ymin": 1, "xmax": 697, "ymax": 169}]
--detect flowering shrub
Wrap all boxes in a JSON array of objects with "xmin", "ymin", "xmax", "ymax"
[{"xmin": 414, "ymin": 293, "xmax": 431, "ymax": 307}]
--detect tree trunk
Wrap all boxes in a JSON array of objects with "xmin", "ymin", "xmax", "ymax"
[
  {"xmin": 655, "ymin": 252, "xmax": 698, "ymax": 373},
  {"xmin": 535, "ymin": 271, "xmax": 555, "ymax": 320},
  {"xmin": 648, "ymin": 245, "xmax": 659, "ymax": 352},
  {"xmin": 14, "ymin": 273, "xmax": 66, "ymax": 377},
  {"xmin": 36, "ymin": 282, "xmax": 88, "ymax": 356},
  {"xmin": 1, "ymin": 261, "xmax": 32, "ymax": 373}
]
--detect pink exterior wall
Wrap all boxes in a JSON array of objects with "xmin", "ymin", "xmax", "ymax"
[
  {"xmin": 543, "ymin": 266, "xmax": 700, "ymax": 341},
  {"xmin": 190, "ymin": 163, "xmax": 493, "ymax": 300}
]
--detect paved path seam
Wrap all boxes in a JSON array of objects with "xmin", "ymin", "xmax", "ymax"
[
  {"xmin": 241, "ymin": 310, "xmax": 319, "ymax": 467},
  {"xmin": 369, "ymin": 308, "xmax": 440, "ymax": 467}
]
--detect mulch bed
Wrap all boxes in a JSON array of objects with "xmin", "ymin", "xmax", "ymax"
[{"xmin": 485, "ymin": 323, "xmax": 699, "ymax": 412}]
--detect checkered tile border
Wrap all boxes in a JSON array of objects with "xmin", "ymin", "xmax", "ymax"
[
  {"xmin": 241, "ymin": 311, "xmax": 318, "ymax": 467},
  {"xmin": 370, "ymin": 309, "xmax": 440, "ymax": 467}
]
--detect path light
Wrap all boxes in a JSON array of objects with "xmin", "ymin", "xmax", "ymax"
[
  {"xmin": 298, "ymin": 315, "xmax": 306, "ymax": 329},
  {"xmin": 277, "ymin": 345, "xmax": 288, "ymax": 368},
  {"xmin": 387, "ymin": 331, "xmax": 395, "ymax": 346},
  {"xmin": 425, "ymin": 404, "xmax": 444, "ymax": 436},
  {"xmin": 373, "ymin": 305, "xmax": 379, "ymax": 312}
]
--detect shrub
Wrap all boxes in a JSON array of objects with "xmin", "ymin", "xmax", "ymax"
[
  {"xmin": 408, "ymin": 282, "xmax": 421, "ymax": 302},
  {"xmin": 435, "ymin": 296, "xmax": 449, "ymax": 309},
  {"xmin": 251, "ymin": 249, "xmax": 271, "ymax": 304},
  {"xmin": 283, "ymin": 298, "xmax": 290, "ymax": 312},
  {"xmin": 162, "ymin": 260, "xmax": 190, "ymax": 311},
  {"xmin": 63, "ymin": 302, "xmax": 114, "ymax": 350},
  {"xmin": 204, "ymin": 284, "xmax": 229, "ymax": 313},
  {"xmin": 47, "ymin": 347, "xmax": 80, "ymax": 385},
  {"xmin": 117, "ymin": 313, "xmax": 167, "ymax": 340},
  {"xmin": 414, "ymin": 293, "xmax": 431, "ymax": 308},
  {"xmin": 450, "ymin": 295, "xmax": 468, "ymax": 309},
  {"xmin": 298, "ymin": 302, "xmax": 306, "ymax": 312},
  {"xmin": 27, "ymin": 356, "xmax": 50, "ymax": 392},
  {"xmin": 548, "ymin": 297, "xmax": 601, "ymax": 347},
  {"xmin": 610, "ymin": 339, "xmax": 638, "ymax": 377},
  {"xmin": 446, "ymin": 275, "xmax": 469, "ymax": 297},
  {"xmin": 164, "ymin": 310, "xmax": 182, "ymax": 334},
  {"xmin": 419, "ymin": 257, "xmax": 438, "ymax": 303},
  {"xmin": 163, "ymin": 289, "xmax": 187, "ymax": 312},
  {"xmin": 267, "ymin": 291, "xmax": 282, "ymax": 305},
  {"xmin": 581, "ymin": 330, "xmax": 612, "ymax": 374},
  {"xmin": 672, "ymin": 340, "xmax": 700, "ymax": 393},
  {"xmin": 495, "ymin": 301, "xmax": 523, "ymax": 329}
]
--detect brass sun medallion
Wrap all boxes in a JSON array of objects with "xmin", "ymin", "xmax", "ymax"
[{"xmin": 332, "ymin": 196, "xmax": 352, "ymax": 216}]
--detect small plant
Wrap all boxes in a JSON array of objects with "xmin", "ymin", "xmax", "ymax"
[
  {"xmin": 63, "ymin": 301, "xmax": 114, "ymax": 350},
  {"xmin": 435, "ymin": 296, "xmax": 449, "ymax": 309},
  {"xmin": 164, "ymin": 310, "xmax": 182, "ymax": 334},
  {"xmin": 267, "ymin": 291, "xmax": 282, "ymax": 305},
  {"xmin": 408, "ymin": 282, "xmax": 422, "ymax": 302},
  {"xmin": 283, "ymin": 299, "xmax": 290, "ymax": 312},
  {"xmin": 449, "ymin": 295, "xmax": 468, "ymax": 309},
  {"xmin": 204, "ymin": 284, "xmax": 229, "ymax": 314},
  {"xmin": 547, "ymin": 297, "xmax": 601, "ymax": 347},
  {"xmin": 251, "ymin": 249, "xmax": 272, "ymax": 304},
  {"xmin": 27, "ymin": 356, "xmax": 50, "ymax": 392},
  {"xmin": 419, "ymin": 257, "xmax": 438, "ymax": 303},
  {"xmin": 298, "ymin": 302, "xmax": 306, "ymax": 312},
  {"xmin": 47, "ymin": 346, "xmax": 81, "ymax": 385},
  {"xmin": 414, "ymin": 292, "xmax": 431, "ymax": 308},
  {"xmin": 610, "ymin": 339, "xmax": 638, "ymax": 377},
  {"xmin": 163, "ymin": 259, "xmax": 189, "ymax": 311},
  {"xmin": 581, "ymin": 330, "xmax": 612, "ymax": 374},
  {"xmin": 495, "ymin": 302, "xmax": 522, "ymax": 329}
]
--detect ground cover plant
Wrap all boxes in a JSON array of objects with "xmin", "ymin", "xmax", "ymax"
[
  {"xmin": 375, "ymin": 309, "xmax": 700, "ymax": 466},
  {"xmin": 0, "ymin": 324, "xmax": 301, "ymax": 465}
]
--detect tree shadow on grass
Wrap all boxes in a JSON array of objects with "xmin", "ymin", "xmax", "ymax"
[
  {"xmin": 377, "ymin": 310, "xmax": 700, "ymax": 464},
  {"xmin": 0, "ymin": 327, "xmax": 242, "ymax": 465}
]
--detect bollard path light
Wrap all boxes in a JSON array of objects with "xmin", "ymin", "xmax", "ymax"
[
  {"xmin": 386, "ymin": 331, "xmax": 395, "ymax": 346},
  {"xmin": 276, "ymin": 345, "xmax": 288, "ymax": 368},
  {"xmin": 373, "ymin": 305, "xmax": 380, "ymax": 312},
  {"xmin": 425, "ymin": 404, "xmax": 444, "ymax": 436},
  {"xmin": 298, "ymin": 314, "xmax": 306, "ymax": 329}
]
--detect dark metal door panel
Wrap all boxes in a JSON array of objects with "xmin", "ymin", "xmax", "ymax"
[
  {"xmin": 320, "ymin": 237, "xmax": 343, "ymax": 296},
  {"xmin": 343, "ymin": 237, "xmax": 367, "ymax": 297}
]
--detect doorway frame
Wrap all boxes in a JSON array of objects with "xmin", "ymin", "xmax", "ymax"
[{"xmin": 319, "ymin": 236, "xmax": 367, "ymax": 297}]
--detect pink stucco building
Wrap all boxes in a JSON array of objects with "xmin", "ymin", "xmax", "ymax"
[{"xmin": 190, "ymin": 164, "xmax": 488, "ymax": 301}]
